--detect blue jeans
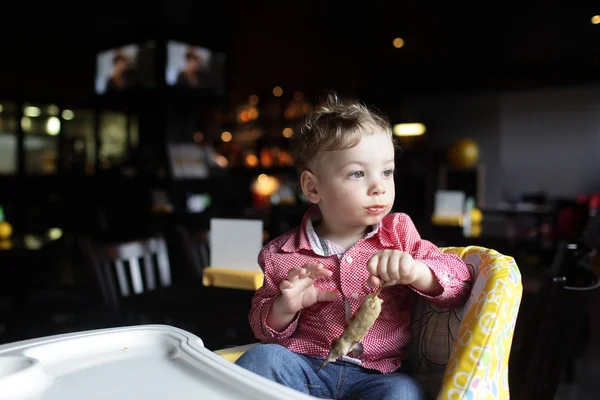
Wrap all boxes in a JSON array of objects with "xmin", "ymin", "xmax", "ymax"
[{"xmin": 235, "ymin": 344, "xmax": 428, "ymax": 400}]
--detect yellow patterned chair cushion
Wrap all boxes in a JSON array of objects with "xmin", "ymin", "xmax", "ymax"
[
  {"xmin": 411, "ymin": 246, "xmax": 522, "ymax": 399},
  {"xmin": 215, "ymin": 246, "xmax": 522, "ymax": 400}
]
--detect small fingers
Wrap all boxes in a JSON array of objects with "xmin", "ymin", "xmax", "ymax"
[
  {"xmin": 367, "ymin": 275, "xmax": 381, "ymax": 288},
  {"xmin": 367, "ymin": 254, "xmax": 380, "ymax": 276},
  {"xmin": 279, "ymin": 279, "xmax": 294, "ymax": 291},
  {"xmin": 388, "ymin": 251, "xmax": 401, "ymax": 281},
  {"xmin": 287, "ymin": 267, "xmax": 302, "ymax": 282},
  {"xmin": 377, "ymin": 251, "xmax": 392, "ymax": 282},
  {"xmin": 398, "ymin": 254, "xmax": 414, "ymax": 281},
  {"xmin": 303, "ymin": 262, "xmax": 332, "ymax": 279}
]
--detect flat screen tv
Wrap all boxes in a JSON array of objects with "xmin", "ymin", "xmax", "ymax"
[
  {"xmin": 165, "ymin": 40, "xmax": 226, "ymax": 94},
  {"xmin": 95, "ymin": 41, "xmax": 156, "ymax": 95}
]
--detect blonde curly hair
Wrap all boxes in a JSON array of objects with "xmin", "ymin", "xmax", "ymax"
[{"xmin": 291, "ymin": 92, "xmax": 393, "ymax": 174}]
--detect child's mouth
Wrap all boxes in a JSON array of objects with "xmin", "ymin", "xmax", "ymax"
[{"xmin": 365, "ymin": 205, "xmax": 388, "ymax": 214}]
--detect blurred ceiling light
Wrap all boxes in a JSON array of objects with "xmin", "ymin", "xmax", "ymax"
[
  {"xmin": 24, "ymin": 234, "xmax": 43, "ymax": 250},
  {"xmin": 282, "ymin": 127, "xmax": 294, "ymax": 138},
  {"xmin": 193, "ymin": 132, "xmax": 204, "ymax": 143},
  {"xmin": 21, "ymin": 117, "xmax": 32, "ymax": 132},
  {"xmin": 47, "ymin": 227, "xmax": 63, "ymax": 241},
  {"xmin": 23, "ymin": 106, "xmax": 41, "ymax": 117},
  {"xmin": 235, "ymin": 129, "xmax": 263, "ymax": 142},
  {"xmin": 592, "ymin": 15, "xmax": 600, "ymax": 24},
  {"xmin": 248, "ymin": 107, "xmax": 259, "ymax": 120},
  {"xmin": 258, "ymin": 173, "xmax": 268, "ymax": 184},
  {"xmin": 393, "ymin": 123, "xmax": 426, "ymax": 136},
  {"xmin": 47, "ymin": 105, "xmax": 60, "ymax": 116},
  {"xmin": 73, "ymin": 139, "xmax": 85, "ymax": 151},
  {"xmin": 61, "ymin": 109, "xmax": 75, "ymax": 120},
  {"xmin": 252, "ymin": 174, "xmax": 280, "ymax": 196},
  {"xmin": 392, "ymin": 37, "xmax": 405, "ymax": 48},
  {"xmin": 214, "ymin": 154, "xmax": 229, "ymax": 167},
  {"xmin": 221, "ymin": 131, "xmax": 232, "ymax": 142},
  {"xmin": 244, "ymin": 153, "xmax": 259, "ymax": 168},
  {"xmin": 46, "ymin": 117, "xmax": 61, "ymax": 135},
  {"xmin": 237, "ymin": 104, "xmax": 259, "ymax": 123},
  {"xmin": 249, "ymin": 94, "xmax": 259, "ymax": 105},
  {"xmin": 238, "ymin": 110, "xmax": 250, "ymax": 123},
  {"xmin": 273, "ymin": 86, "xmax": 284, "ymax": 97}
]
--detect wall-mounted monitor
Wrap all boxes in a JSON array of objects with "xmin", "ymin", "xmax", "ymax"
[
  {"xmin": 165, "ymin": 41, "xmax": 226, "ymax": 95},
  {"xmin": 95, "ymin": 41, "xmax": 156, "ymax": 95}
]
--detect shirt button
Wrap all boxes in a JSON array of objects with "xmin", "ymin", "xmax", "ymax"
[
  {"xmin": 346, "ymin": 255, "xmax": 353, "ymax": 263},
  {"xmin": 352, "ymin": 292, "xmax": 359, "ymax": 299}
]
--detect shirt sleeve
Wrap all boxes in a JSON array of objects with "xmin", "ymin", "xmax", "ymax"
[
  {"xmin": 248, "ymin": 246, "xmax": 300, "ymax": 340},
  {"xmin": 393, "ymin": 213, "xmax": 472, "ymax": 309}
]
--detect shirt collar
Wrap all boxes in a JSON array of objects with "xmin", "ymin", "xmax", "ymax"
[{"xmin": 280, "ymin": 206, "xmax": 380, "ymax": 254}]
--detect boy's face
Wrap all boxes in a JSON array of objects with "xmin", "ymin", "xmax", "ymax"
[{"xmin": 305, "ymin": 132, "xmax": 396, "ymax": 229}]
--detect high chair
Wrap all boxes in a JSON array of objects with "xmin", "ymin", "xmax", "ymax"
[{"xmin": 215, "ymin": 246, "xmax": 523, "ymax": 399}]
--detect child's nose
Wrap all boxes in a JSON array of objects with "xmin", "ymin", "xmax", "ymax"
[{"xmin": 369, "ymin": 180, "xmax": 386, "ymax": 196}]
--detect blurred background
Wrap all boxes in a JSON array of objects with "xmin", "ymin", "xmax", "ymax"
[{"xmin": 1, "ymin": 1, "xmax": 600, "ymax": 398}]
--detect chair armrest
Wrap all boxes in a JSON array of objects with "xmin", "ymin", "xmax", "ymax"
[{"xmin": 439, "ymin": 246, "xmax": 523, "ymax": 399}]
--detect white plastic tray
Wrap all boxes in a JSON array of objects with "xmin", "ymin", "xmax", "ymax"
[{"xmin": 0, "ymin": 325, "xmax": 315, "ymax": 400}]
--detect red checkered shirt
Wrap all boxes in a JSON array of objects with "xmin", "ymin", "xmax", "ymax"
[{"xmin": 249, "ymin": 207, "xmax": 471, "ymax": 374}]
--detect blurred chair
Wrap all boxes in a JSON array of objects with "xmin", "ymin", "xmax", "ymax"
[
  {"xmin": 214, "ymin": 246, "xmax": 523, "ymax": 400},
  {"xmin": 78, "ymin": 233, "xmax": 252, "ymax": 349},
  {"xmin": 553, "ymin": 199, "xmax": 589, "ymax": 242},
  {"xmin": 77, "ymin": 235, "xmax": 177, "ymax": 324},
  {"xmin": 164, "ymin": 224, "xmax": 210, "ymax": 283},
  {"xmin": 1, "ymin": 237, "xmax": 105, "ymax": 343},
  {"xmin": 511, "ymin": 242, "xmax": 600, "ymax": 399}
]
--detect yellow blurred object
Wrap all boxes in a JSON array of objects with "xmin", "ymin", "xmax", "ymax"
[
  {"xmin": 0, "ymin": 206, "xmax": 11, "ymax": 240},
  {"xmin": 0, "ymin": 239, "xmax": 13, "ymax": 250},
  {"xmin": 448, "ymin": 138, "xmax": 480, "ymax": 169},
  {"xmin": 431, "ymin": 214, "xmax": 464, "ymax": 226},
  {"xmin": 0, "ymin": 221, "xmax": 12, "ymax": 240},
  {"xmin": 470, "ymin": 223, "xmax": 482, "ymax": 237},
  {"xmin": 202, "ymin": 267, "xmax": 264, "ymax": 291},
  {"xmin": 470, "ymin": 208, "xmax": 483, "ymax": 224}
]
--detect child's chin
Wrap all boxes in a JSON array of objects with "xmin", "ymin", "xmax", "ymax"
[{"xmin": 360, "ymin": 214, "xmax": 387, "ymax": 225}]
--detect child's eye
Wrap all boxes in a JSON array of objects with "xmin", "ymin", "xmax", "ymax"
[
  {"xmin": 349, "ymin": 171, "xmax": 365, "ymax": 179},
  {"xmin": 383, "ymin": 169, "xmax": 394, "ymax": 177}
]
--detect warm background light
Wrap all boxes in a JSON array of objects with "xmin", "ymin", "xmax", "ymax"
[
  {"xmin": 392, "ymin": 37, "xmax": 405, "ymax": 48},
  {"xmin": 592, "ymin": 15, "xmax": 600, "ymax": 24},
  {"xmin": 193, "ymin": 132, "xmax": 204, "ymax": 143},
  {"xmin": 251, "ymin": 174, "xmax": 280, "ymax": 196},
  {"xmin": 23, "ymin": 106, "xmax": 41, "ymax": 117},
  {"xmin": 221, "ymin": 131, "xmax": 232, "ymax": 142},
  {"xmin": 61, "ymin": 109, "xmax": 75, "ymax": 120},
  {"xmin": 244, "ymin": 153, "xmax": 259, "ymax": 168},
  {"xmin": 282, "ymin": 127, "xmax": 293, "ymax": 138},
  {"xmin": 393, "ymin": 123, "xmax": 426, "ymax": 136},
  {"xmin": 46, "ymin": 117, "xmax": 61, "ymax": 135},
  {"xmin": 272, "ymin": 86, "xmax": 283, "ymax": 97}
]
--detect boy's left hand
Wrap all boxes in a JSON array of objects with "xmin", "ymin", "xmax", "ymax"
[{"xmin": 367, "ymin": 250, "xmax": 424, "ymax": 288}]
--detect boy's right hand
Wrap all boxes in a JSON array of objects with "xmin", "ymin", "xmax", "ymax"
[{"xmin": 275, "ymin": 262, "xmax": 339, "ymax": 315}]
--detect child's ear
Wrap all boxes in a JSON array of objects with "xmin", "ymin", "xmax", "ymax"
[{"xmin": 300, "ymin": 170, "xmax": 320, "ymax": 204}]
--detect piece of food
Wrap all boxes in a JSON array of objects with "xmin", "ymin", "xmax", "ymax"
[{"xmin": 317, "ymin": 287, "xmax": 383, "ymax": 372}]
